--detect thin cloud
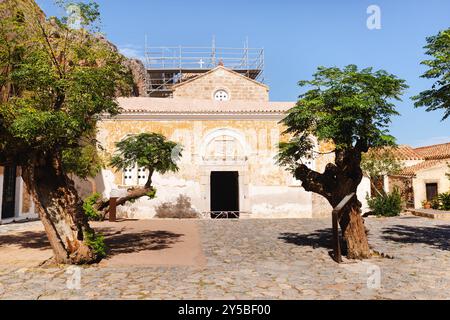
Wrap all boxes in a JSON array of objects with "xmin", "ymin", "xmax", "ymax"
[
  {"xmin": 413, "ymin": 136, "xmax": 450, "ymax": 147},
  {"xmin": 118, "ymin": 44, "xmax": 145, "ymax": 62}
]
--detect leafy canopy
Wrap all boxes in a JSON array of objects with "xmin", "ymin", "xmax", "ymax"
[
  {"xmin": 278, "ymin": 65, "xmax": 408, "ymax": 172},
  {"xmin": 413, "ymin": 27, "xmax": 450, "ymax": 120},
  {"xmin": 110, "ymin": 132, "xmax": 182, "ymax": 176},
  {"xmin": 0, "ymin": 0, "xmax": 133, "ymax": 177},
  {"xmin": 361, "ymin": 147, "xmax": 403, "ymax": 179}
]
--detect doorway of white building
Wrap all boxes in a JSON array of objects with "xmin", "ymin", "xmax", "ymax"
[
  {"xmin": 210, "ymin": 171, "xmax": 239, "ymax": 218},
  {"xmin": 1, "ymin": 166, "xmax": 16, "ymax": 220}
]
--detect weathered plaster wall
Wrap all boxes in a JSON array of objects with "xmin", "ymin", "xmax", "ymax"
[
  {"xmin": 173, "ymin": 67, "xmax": 269, "ymax": 101},
  {"xmin": 95, "ymin": 118, "xmax": 372, "ymax": 218},
  {"xmin": 96, "ymin": 118, "xmax": 317, "ymax": 218}
]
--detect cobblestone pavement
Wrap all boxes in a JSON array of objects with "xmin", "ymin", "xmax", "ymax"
[{"xmin": 0, "ymin": 216, "xmax": 449, "ymax": 300}]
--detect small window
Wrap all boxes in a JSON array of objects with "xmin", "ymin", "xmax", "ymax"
[
  {"xmin": 214, "ymin": 89, "xmax": 229, "ymax": 101},
  {"xmin": 123, "ymin": 167, "xmax": 136, "ymax": 186}
]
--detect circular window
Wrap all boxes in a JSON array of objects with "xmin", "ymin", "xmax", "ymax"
[{"xmin": 214, "ymin": 89, "xmax": 229, "ymax": 101}]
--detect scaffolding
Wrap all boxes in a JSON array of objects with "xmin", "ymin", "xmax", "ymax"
[{"xmin": 145, "ymin": 40, "xmax": 264, "ymax": 97}]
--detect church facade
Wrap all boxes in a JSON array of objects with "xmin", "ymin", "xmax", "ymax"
[
  {"xmin": 0, "ymin": 64, "xmax": 372, "ymax": 223},
  {"xmin": 93, "ymin": 66, "xmax": 371, "ymax": 219}
]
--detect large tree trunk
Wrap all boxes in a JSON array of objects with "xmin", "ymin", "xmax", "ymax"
[
  {"xmin": 295, "ymin": 145, "xmax": 372, "ymax": 260},
  {"xmin": 337, "ymin": 197, "xmax": 371, "ymax": 259},
  {"xmin": 21, "ymin": 157, "xmax": 100, "ymax": 265}
]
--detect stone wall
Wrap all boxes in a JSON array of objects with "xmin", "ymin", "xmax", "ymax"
[{"xmin": 173, "ymin": 67, "xmax": 269, "ymax": 101}]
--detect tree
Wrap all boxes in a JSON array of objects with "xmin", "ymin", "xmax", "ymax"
[
  {"xmin": 361, "ymin": 147, "xmax": 403, "ymax": 196},
  {"xmin": 278, "ymin": 65, "xmax": 407, "ymax": 259},
  {"xmin": 0, "ymin": 0, "xmax": 133, "ymax": 264},
  {"xmin": 413, "ymin": 27, "xmax": 450, "ymax": 120},
  {"xmin": 95, "ymin": 132, "xmax": 182, "ymax": 216}
]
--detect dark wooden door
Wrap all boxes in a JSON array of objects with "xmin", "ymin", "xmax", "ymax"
[
  {"xmin": 1, "ymin": 166, "xmax": 17, "ymax": 219},
  {"xmin": 210, "ymin": 171, "xmax": 239, "ymax": 218},
  {"xmin": 426, "ymin": 183, "xmax": 438, "ymax": 201}
]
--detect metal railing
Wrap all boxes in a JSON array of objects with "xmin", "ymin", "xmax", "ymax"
[
  {"xmin": 145, "ymin": 46, "xmax": 264, "ymax": 74},
  {"xmin": 202, "ymin": 211, "xmax": 250, "ymax": 219}
]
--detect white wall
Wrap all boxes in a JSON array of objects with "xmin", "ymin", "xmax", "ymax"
[
  {"xmin": 413, "ymin": 163, "xmax": 450, "ymax": 208},
  {"xmin": 358, "ymin": 176, "xmax": 372, "ymax": 213}
]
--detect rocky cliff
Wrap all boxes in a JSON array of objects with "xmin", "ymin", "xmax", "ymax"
[
  {"xmin": 123, "ymin": 59, "xmax": 149, "ymax": 97},
  {"xmin": 1, "ymin": 0, "xmax": 148, "ymax": 97}
]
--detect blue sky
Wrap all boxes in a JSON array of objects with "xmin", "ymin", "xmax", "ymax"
[{"xmin": 36, "ymin": 0, "xmax": 450, "ymax": 147}]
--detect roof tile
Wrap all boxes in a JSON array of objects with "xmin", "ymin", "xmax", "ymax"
[
  {"xmin": 414, "ymin": 142, "xmax": 450, "ymax": 160},
  {"xmin": 117, "ymin": 97, "xmax": 295, "ymax": 114},
  {"xmin": 397, "ymin": 160, "xmax": 449, "ymax": 177}
]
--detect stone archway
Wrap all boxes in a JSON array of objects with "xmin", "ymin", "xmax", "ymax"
[{"xmin": 199, "ymin": 128, "xmax": 250, "ymax": 215}]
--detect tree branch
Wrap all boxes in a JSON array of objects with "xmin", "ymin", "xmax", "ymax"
[{"xmin": 294, "ymin": 163, "xmax": 337, "ymax": 201}]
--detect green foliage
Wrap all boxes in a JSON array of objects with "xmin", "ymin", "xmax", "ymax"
[
  {"xmin": 84, "ymin": 230, "xmax": 107, "ymax": 258},
  {"xmin": 278, "ymin": 65, "xmax": 407, "ymax": 172},
  {"xmin": 361, "ymin": 147, "xmax": 403, "ymax": 179},
  {"xmin": 62, "ymin": 140, "xmax": 104, "ymax": 178},
  {"xmin": 82, "ymin": 192, "xmax": 102, "ymax": 221},
  {"xmin": 0, "ymin": 0, "xmax": 133, "ymax": 174},
  {"xmin": 432, "ymin": 192, "xmax": 450, "ymax": 211},
  {"xmin": 367, "ymin": 188, "xmax": 402, "ymax": 217},
  {"xmin": 412, "ymin": 28, "xmax": 450, "ymax": 120},
  {"xmin": 146, "ymin": 188, "xmax": 157, "ymax": 199},
  {"xmin": 110, "ymin": 133, "xmax": 182, "ymax": 186}
]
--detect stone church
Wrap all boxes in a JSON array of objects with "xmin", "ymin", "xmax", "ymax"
[
  {"xmin": 0, "ymin": 46, "xmax": 372, "ymax": 222},
  {"xmin": 92, "ymin": 54, "xmax": 371, "ymax": 219}
]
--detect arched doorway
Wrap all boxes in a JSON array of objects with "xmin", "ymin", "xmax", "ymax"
[{"xmin": 200, "ymin": 128, "xmax": 250, "ymax": 218}]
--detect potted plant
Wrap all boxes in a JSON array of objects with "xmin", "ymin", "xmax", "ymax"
[{"xmin": 422, "ymin": 200, "xmax": 431, "ymax": 209}]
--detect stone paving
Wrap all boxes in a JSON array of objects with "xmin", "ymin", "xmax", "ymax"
[{"xmin": 0, "ymin": 216, "xmax": 449, "ymax": 300}]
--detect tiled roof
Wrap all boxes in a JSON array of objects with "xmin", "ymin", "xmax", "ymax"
[
  {"xmin": 391, "ymin": 145, "xmax": 423, "ymax": 160},
  {"xmin": 414, "ymin": 142, "xmax": 450, "ymax": 160},
  {"xmin": 116, "ymin": 97, "xmax": 295, "ymax": 114},
  {"xmin": 397, "ymin": 160, "xmax": 449, "ymax": 177}
]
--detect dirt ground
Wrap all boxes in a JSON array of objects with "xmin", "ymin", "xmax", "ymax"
[{"xmin": 0, "ymin": 219, "xmax": 206, "ymax": 268}]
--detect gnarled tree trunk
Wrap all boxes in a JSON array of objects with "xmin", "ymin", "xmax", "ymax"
[
  {"xmin": 295, "ymin": 146, "xmax": 372, "ymax": 260},
  {"xmin": 333, "ymin": 195, "xmax": 371, "ymax": 259},
  {"xmin": 21, "ymin": 156, "xmax": 100, "ymax": 264},
  {"xmin": 96, "ymin": 186, "xmax": 155, "ymax": 219},
  {"xmin": 95, "ymin": 169, "xmax": 156, "ymax": 219}
]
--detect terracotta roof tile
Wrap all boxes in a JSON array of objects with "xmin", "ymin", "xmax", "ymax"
[
  {"xmin": 414, "ymin": 142, "xmax": 450, "ymax": 160},
  {"xmin": 391, "ymin": 145, "xmax": 423, "ymax": 160},
  {"xmin": 397, "ymin": 160, "xmax": 449, "ymax": 177}
]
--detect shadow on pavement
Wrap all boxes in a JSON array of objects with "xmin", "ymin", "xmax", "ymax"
[
  {"xmin": 0, "ymin": 231, "xmax": 50, "ymax": 250},
  {"xmin": 97, "ymin": 227, "xmax": 184, "ymax": 257},
  {"xmin": 278, "ymin": 228, "xmax": 335, "ymax": 250},
  {"xmin": 381, "ymin": 224, "xmax": 450, "ymax": 251}
]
